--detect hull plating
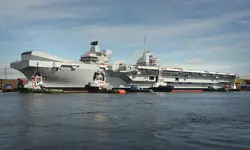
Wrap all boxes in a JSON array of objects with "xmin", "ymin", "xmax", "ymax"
[
  {"xmin": 17, "ymin": 67, "xmax": 235, "ymax": 89},
  {"xmin": 18, "ymin": 66, "xmax": 97, "ymax": 88}
]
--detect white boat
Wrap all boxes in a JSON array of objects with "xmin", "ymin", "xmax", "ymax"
[{"xmin": 84, "ymin": 70, "xmax": 113, "ymax": 92}]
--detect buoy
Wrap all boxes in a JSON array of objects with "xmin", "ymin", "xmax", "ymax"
[{"xmin": 117, "ymin": 89, "xmax": 126, "ymax": 94}]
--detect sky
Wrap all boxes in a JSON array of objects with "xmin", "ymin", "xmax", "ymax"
[{"xmin": 0, "ymin": 0, "xmax": 250, "ymax": 78}]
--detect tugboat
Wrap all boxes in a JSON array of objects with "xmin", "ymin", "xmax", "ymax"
[
  {"xmin": 85, "ymin": 70, "xmax": 111, "ymax": 92},
  {"xmin": 85, "ymin": 70, "xmax": 126, "ymax": 94},
  {"xmin": 19, "ymin": 72, "xmax": 63, "ymax": 93},
  {"xmin": 149, "ymin": 66, "xmax": 174, "ymax": 92},
  {"xmin": 112, "ymin": 84, "xmax": 152, "ymax": 93}
]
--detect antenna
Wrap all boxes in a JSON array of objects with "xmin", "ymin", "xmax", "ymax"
[
  {"xmin": 36, "ymin": 51, "xmax": 39, "ymax": 73},
  {"xmin": 144, "ymin": 36, "xmax": 147, "ymax": 52},
  {"xmin": 36, "ymin": 62, "xmax": 39, "ymax": 72}
]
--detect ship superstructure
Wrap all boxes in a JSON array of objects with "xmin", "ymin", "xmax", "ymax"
[
  {"xmin": 103, "ymin": 37, "xmax": 237, "ymax": 89},
  {"xmin": 80, "ymin": 41, "xmax": 112, "ymax": 66}
]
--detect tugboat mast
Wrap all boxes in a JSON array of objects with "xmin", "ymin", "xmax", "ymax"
[{"xmin": 36, "ymin": 62, "xmax": 39, "ymax": 72}]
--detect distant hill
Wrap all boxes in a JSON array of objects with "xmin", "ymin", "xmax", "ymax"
[{"xmin": 0, "ymin": 67, "xmax": 26, "ymax": 79}]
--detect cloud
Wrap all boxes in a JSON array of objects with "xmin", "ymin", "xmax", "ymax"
[
  {"xmin": 65, "ymin": 10, "xmax": 250, "ymax": 45},
  {"xmin": 1, "ymin": 0, "xmax": 250, "ymax": 30},
  {"xmin": 59, "ymin": 11, "xmax": 250, "ymax": 33},
  {"xmin": 192, "ymin": 33, "xmax": 250, "ymax": 43},
  {"xmin": 1, "ymin": 0, "xmax": 250, "ymax": 41},
  {"xmin": 208, "ymin": 46, "xmax": 228, "ymax": 53},
  {"xmin": 238, "ymin": 20, "xmax": 250, "ymax": 25},
  {"xmin": 0, "ymin": 0, "xmax": 250, "ymax": 77},
  {"xmin": 161, "ymin": 45, "xmax": 229, "ymax": 60},
  {"xmin": 187, "ymin": 58, "xmax": 203, "ymax": 64}
]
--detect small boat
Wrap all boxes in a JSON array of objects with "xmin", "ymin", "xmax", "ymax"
[
  {"xmin": 204, "ymin": 85, "xmax": 240, "ymax": 92},
  {"xmin": 112, "ymin": 84, "xmax": 153, "ymax": 93},
  {"xmin": 127, "ymin": 85, "xmax": 152, "ymax": 92},
  {"xmin": 148, "ymin": 66, "xmax": 174, "ymax": 92},
  {"xmin": 85, "ymin": 70, "xmax": 126, "ymax": 94},
  {"xmin": 240, "ymin": 84, "xmax": 250, "ymax": 91},
  {"xmin": 18, "ymin": 71, "xmax": 64, "ymax": 94}
]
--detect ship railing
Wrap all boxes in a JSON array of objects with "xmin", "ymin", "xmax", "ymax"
[{"xmin": 161, "ymin": 78, "xmax": 232, "ymax": 83}]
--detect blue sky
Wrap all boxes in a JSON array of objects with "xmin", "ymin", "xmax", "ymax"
[{"xmin": 0, "ymin": 0, "xmax": 250, "ymax": 77}]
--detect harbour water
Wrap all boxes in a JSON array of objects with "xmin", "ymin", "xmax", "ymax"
[{"xmin": 0, "ymin": 92, "xmax": 250, "ymax": 150}]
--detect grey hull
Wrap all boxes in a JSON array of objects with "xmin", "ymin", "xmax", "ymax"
[{"xmin": 19, "ymin": 67, "xmax": 97, "ymax": 88}]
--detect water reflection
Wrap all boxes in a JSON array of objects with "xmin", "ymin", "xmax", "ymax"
[{"xmin": 0, "ymin": 92, "xmax": 250, "ymax": 150}]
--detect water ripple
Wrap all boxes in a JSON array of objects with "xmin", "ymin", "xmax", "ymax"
[{"xmin": 0, "ymin": 92, "xmax": 250, "ymax": 150}]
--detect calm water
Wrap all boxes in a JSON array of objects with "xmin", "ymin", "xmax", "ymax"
[{"xmin": 0, "ymin": 92, "xmax": 250, "ymax": 150}]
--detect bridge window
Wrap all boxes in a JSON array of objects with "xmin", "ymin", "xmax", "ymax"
[
  {"xmin": 149, "ymin": 76, "xmax": 154, "ymax": 80},
  {"xmin": 21, "ymin": 51, "xmax": 32, "ymax": 55}
]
